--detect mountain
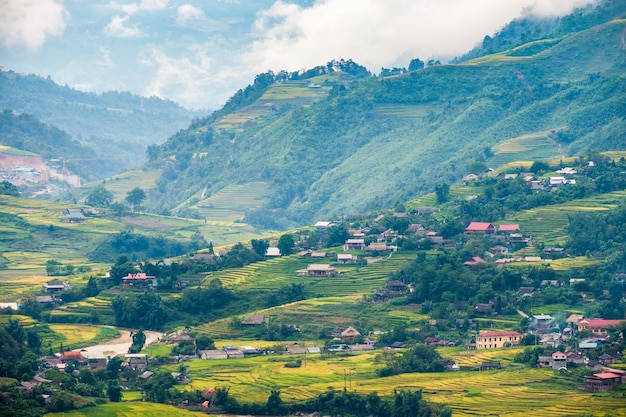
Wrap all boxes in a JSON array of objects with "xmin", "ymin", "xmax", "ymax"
[
  {"xmin": 0, "ymin": 70, "xmax": 200, "ymax": 181},
  {"xmin": 138, "ymin": 1, "xmax": 626, "ymax": 227}
]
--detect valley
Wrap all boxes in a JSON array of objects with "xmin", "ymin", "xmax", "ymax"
[{"xmin": 1, "ymin": 2, "xmax": 626, "ymax": 417}]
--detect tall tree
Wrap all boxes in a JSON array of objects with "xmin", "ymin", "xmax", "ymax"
[
  {"xmin": 277, "ymin": 234, "xmax": 295, "ymax": 256},
  {"xmin": 86, "ymin": 184, "xmax": 114, "ymax": 207},
  {"xmin": 125, "ymin": 187, "xmax": 146, "ymax": 211}
]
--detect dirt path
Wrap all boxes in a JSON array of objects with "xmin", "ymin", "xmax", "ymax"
[{"xmin": 76, "ymin": 327, "xmax": 163, "ymax": 359}]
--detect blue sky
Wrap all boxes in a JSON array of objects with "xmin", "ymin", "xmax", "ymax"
[{"xmin": 0, "ymin": 0, "xmax": 596, "ymax": 110}]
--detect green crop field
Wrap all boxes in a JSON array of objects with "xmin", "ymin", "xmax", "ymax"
[{"xmin": 489, "ymin": 130, "xmax": 562, "ymax": 167}]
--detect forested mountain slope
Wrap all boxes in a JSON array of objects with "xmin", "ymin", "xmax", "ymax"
[
  {"xmin": 0, "ymin": 71, "xmax": 199, "ymax": 180},
  {"xmin": 149, "ymin": 1, "xmax": 626, "ymax": 228}
]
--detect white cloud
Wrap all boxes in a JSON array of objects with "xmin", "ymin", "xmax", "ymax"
[
  {"xmin": 107, "ymin": 0, "xmax": 169, "ymax": 15},
  {"xmin": 523, "ymin": 0, "xmax": 599, "ymax": 17},
  {"xmin": 104, "ymin": 15, "xmax": 143, "ymax": 38},
  {"xmin": 177, "ymin": 4, "xmax": 205, "ymax": 22},
  {"xmin": 246, "ymin": 0, "xmax": 598, "ymax": 74},
  {"xmin": 0, "ymin": 0, "xmax": 67, "ymax": 50},
  {"xmin": 140, "ymin": 44, "xmax": 244, "ymax": 109}
]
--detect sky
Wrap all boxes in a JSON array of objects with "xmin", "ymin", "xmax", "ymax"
[{"xmin": 0, "ymin": 0, "xmax": 597, "ymax": 110}]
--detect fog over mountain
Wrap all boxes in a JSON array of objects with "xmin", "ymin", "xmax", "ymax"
[{"xmin": 1, "ymin": 0, "xmax": 596, "ymax": 110}]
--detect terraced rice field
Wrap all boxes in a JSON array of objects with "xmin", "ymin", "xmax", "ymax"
[
  {"xmin": 489, "ymin": 130, "xmax": 561, "ymax": 167},
  {"xmin": 193, "ymin": 181, "xmax": 272, "ymax": 222},
  {"xmin": 46, "ymin": 401, "xmax": 205, "ymax": 417},
  {"xmin": 373, "ymin": 104, "xmax": 431, "ymax": 119},
  {"xmin": 58, "ymin": 295, "xmax": 114, "ymax": 321},
  {"xmin": 169, "ymin": 351, "xmax": 626, "ymax": 417},
  {"xmin": 513, "ymin": 189, "xmax": 626, "ymax": 245}
]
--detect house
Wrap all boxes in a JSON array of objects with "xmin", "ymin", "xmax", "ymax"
[
  {"xmin": 464, "ymin": 256, "xmax": 486, "ymax": 266},
  {"xmin": 265, "ymin": 247, "xmax": 281, "ymax": 257},
  {"xmin": 365, "ymin": 242, "xmax": 389, "ymax": 252},
  {"xmin": 475, "ymin": 303, "xmax": 494, "ymax": 314},
  {"xmin": 241, "ymin": 314, "xmax": 266, "ymax": 325},
  {"xmin": 475, "ymin": 331, "xmax": 521, "ymax": 349},
  {"xmin": 465, "ymin": 222, "xmax": 496, "ymax": 234},
  {"xmin": 35, "ymin": 295, "xmax": 54, "ymax": 304},
  {"xmin": 498, "ymin": 224, "xmax": 520, "ymax": 232},
  {"xmin": 583, "ymin": 371, "xmax": 625, "ymax": 392},
  {"xmin": 549, "ymin": 176, "xmax": 568, "ymax": 185},
  {"xmin": 311, "ymin": 251, "xmax": 327, "ymax": 258},
  {"xmin": 336, "ymin": 254, "xmax": 357, "ymax": 264},
  {"xmin": 60, "ymin": 351, "xmax": 84, "ymax": 363},
  {"xmin": 122, "ymin": 273, "xmax": 157, "ymax": 287},
  {"xmin": 509, "ymin": 234, "xmax": 532, "ymax": 245},
  {"xmin": 579, "ymin": 338, "xmax": 603, "ymax": 349},
  {"xmin": 199, "ymin": 350, "xmax": 228, "ymax": 360},
  {"xmin": 61, "ymin": 209, "xmax": 86, "ymax": 223},
  {"xmin": 556, "ymin": 167, "xmax": 577, "ymax": 175},
  {"xmin": 552, "ymin": 352, "xmax": 567, "ymax": 370},
  {"xmin": 407, "ymin": 224, "xmax": 427, "ymax": 235},
  {"xmin": 125, "ymin": 354, "xmax": 148, "ymax": 370},
  {"xmin": 489, "ymin": 245, "xmax": 509, "ymax": 255},
  {"xmin": 297, "ymin": 264, "xmax": 338, "ymax": 277},
  {"xmin": 315, "ymin": 221, "xmax": 332, "ymax": 230},
  {"xmin": 477, "ymin": 361, "xmax": 501, "ymax": 371},
  {"xmin": 0, "ymin": 302, "xmax": 19, "ymax": 310},
  {"xmin": 225, "ymin": 349, "xmax": 244, "ymax": 359},
  {"xmin": 43, "ymin": 280, "xmax": 69, "ymax": 293},
  {"xmin": 341, "ymin": 326, "xmax": 361, "ymax": 341},
  {"xmin": 343, "ymin": 238, "xmax": 365, "ymax": 251},
  {"xmin": 577, "ymin": 319, "xmax": 625, "ymax": 336},
  {"xmin": 138, "ymin": 371, "xmax": 154, "ymax": 379},
  {"xmin": 462, "ymin": 174, "xmax": 479, "ymax": 183}
]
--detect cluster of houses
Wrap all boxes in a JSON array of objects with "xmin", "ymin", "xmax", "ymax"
[{"xmin": 462, "ymin": 166, "xmax": 581, "ymax": 191}]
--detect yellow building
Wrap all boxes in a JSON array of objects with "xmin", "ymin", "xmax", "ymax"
[{"xmin": 476, "ymin": 331, "xmax": 521, "ymax": 349}]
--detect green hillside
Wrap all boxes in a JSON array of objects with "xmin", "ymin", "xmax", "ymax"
[{"xmin": 147, "ymin": 2, "xmax": 626, "ymax": 227}]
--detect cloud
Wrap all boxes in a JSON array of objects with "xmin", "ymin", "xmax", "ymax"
[
  {"xmin": 140, "ymin": 44, "xmax": 245, "ymax": 109},
  {"xmin": 104, "ymin": 15, "xmax": 143, "ymax": 37},
  {"xmin": 0, "ymin": 0, "xmax": 67, "ymax": 50},
  {"xmin": 246, "ymin": 0, "xmax": 598, "ymax": 74},
  {"xmin": 107, "ymin": 0, "xmax": 169, "ymax": 15},
  {"xmin": 177, "ymin": 4, "xmax": 205, "ymax": 22}
]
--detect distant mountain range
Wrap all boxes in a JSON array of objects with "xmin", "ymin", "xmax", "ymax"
[
  {"xmin": 144, "ymin": 0, "xmax": 626, "ymax": 228},
  {"xmin": 0, "ymin": 70, "xmax": 199, "ymax": 182}
]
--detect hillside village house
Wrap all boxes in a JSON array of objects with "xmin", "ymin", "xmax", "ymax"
[
  {"xmin": 476, "ymin": 331, "xmax": 521, "ymax": 349},
  {"xmin": 343, "ymin": 238, "xmax": 365, "ymax": 251},
  {"xmin": 577, "ymin": 319, "xmax": 625, "ymax": 336},
  {"xmin": 297, "ymin": 264, "xmax": 338, "ymax": 277},
  {"xmin": 122, "ymin": 272, "xmax": 157, "ymax": 287},
  {"xmin": 584, "ymin": 369, "xmax": 626, "ymax": 392},
  {"xmin": 43, "ymin": 280, "xmax": 69, "ymax": 293},
  {"xmin": 465, "ymin": 222, "xmax": 496, "ymax": 234}
]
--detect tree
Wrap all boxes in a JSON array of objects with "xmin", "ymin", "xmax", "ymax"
[
  {"xmin": 146, "ymin": 144, "xmax": 160, "ymax": 162},
  {"xmin": 408, "ymin": 58, "xmax": 425, "ymax": 71},
  {"xmin": 277, "ymin": 234, "xmax": 295, "ymax": 256},
  {"xmin": 251, "ymin": 239, "xmax": 269, "ymax": 257},
  {"xmin": 196, "ymin": 335, "xmax": 215, "ymax": 350},
  {"xmin": 107, "ymin": 382, "xmax": 123, "ymax": 402},
  {"xmin": 266, "ymin": 389, "xmax": 283, "ymax": 415},
  {"xmin": 434, "ymin": 183, "xmax": 450, "ymax": 204},
  {"xmin": 0, "ymin": 180, "xmax": 19, "ymax": 196},
  {"xmin": 86, "ymin": 184, "xmax": 114, "ymax": 207},
  {"xmin": 125, "ymin": 187, "xmax": 146, "ymax": 211},
  {"xmin": 128, "ymin": 329, "xmax": 146, "ymax": 353}
]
